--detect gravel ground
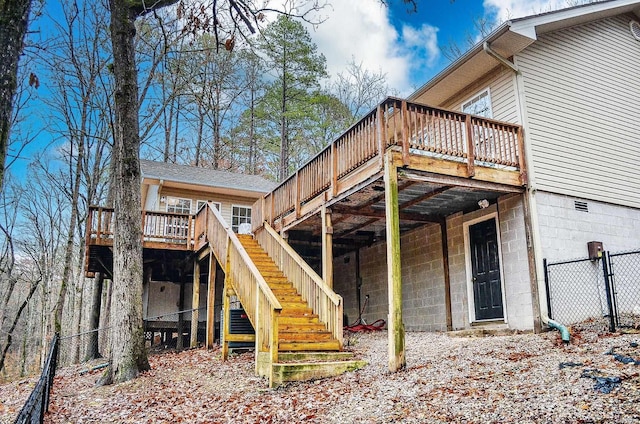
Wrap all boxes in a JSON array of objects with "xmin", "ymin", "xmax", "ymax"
[{"xmin": 2, "ymin": 320, "xmax": 639, "ymax": 423}]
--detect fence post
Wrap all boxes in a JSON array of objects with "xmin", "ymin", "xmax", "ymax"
[
  {"xmin": 543, "ymin": 258, "xmax": 552, "ymax": 320},
  {"xmin": 601, "ymin": 251, "xmax": 616, "ymax": 333}
]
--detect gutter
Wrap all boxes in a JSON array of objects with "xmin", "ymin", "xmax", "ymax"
[{"xmin": 482, "ymin": 42, "xmax": 518, "ymax": 73}]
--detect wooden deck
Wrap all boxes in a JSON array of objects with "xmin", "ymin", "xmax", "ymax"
[
  {"xmin": 252, "ymin": 97, "xmax": 525, "ymax": 235},
  {"xmin": 86, "ymin": 97, "xmax": 525, "ymax": 274}
]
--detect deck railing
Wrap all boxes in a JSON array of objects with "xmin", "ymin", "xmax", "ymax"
[
  {"xmin": 203, "ymin": 204, "xmax": 282, "ymax": 384},
  {"xmin": 252, "ymin": 97, "xmax": 524, "ymax": 231},
  {"xmin": 255, "ymin": 223, "xmax": 343, "ymax": 345},
  {"xmin": 86, "ymin": 206, "xmax": 194, "ymax": 248}
]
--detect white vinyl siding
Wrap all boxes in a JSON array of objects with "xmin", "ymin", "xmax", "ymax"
[
  {"xmin": 516, "ymin": 15, "xmax": 640, "ymax": 208},
  {"xmin": 442, "ymin": 68, "xmax": 519, "ymax": 124}
]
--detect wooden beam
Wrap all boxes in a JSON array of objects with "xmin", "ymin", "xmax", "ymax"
[
  {"xmin": 384, "ymin": 152, "xmax": 405, "ymax": 372},
  {"xmin": 331, "ymin": 204, "xmax": 439, "ymax": 223},
  {"xmin": 334, "ymin": 218, "xmax": 379, "ymax": 239},
  {"xmin": 440, "ymin": 219, "xmax": 453, "ymax": 331},
  {"xmin": 190, "ymin": 259, "xmax": 201, "ymax": 348},
  {"xmin": 399, "ymin": 185, "xmax": 452, "ymax": 210},
  {"xmin": 398, "ymin": 168, "xmax": 524, "ymax": 193},
  {"xmin": 206, "ymin": 252, "xmax": 216, "ymax": 349},
  {"xmin": 321, "ymin": 206, "xmax": 334, "ymax": 289}
]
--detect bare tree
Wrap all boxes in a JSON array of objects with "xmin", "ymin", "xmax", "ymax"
[
  {"xmin": 0, "ymin": 0, "xmax": 32, "ymax": 191},
  {"xmin": 331, "ymin": 58, "xmax": 391, "ymax": 121}
]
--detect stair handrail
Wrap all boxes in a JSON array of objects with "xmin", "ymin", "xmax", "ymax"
[
  {"xmin": 204, "ymin": 204, "xmax": 282, "ymax": 310},
  {"xmin": 203, "ymin": 204, "xmax": 282, "ymax": 376},
  {"xmin": 256, "ymin": 222, "xmax": 343, "ymax": 345}
]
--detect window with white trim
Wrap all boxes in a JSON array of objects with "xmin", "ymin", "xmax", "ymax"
[
  {"xmin": 462, "ymin": 89, "xmax": 492, "ymax": 118},
  {"xmin": 231, "ymin": 205, "xmax": 251, "ymax": 233},
  {"xmin": 166, "ymin": 197, "xmax": 191, "ymax": 214}
]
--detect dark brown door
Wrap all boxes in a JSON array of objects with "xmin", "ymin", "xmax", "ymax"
[{"xmin": 469, "ymin": 219, "xmax": 504, "ymax": 320}]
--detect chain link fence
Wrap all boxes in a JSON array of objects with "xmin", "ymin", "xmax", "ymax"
[
  {"xmin": 545, "ymin": 250, "xmax": 640, "ymax": 331},
  {"xmin": 14, "ymin": 334, "xmax": 59, "ymax": 424},
  {"xmin": 608, "ymin": 250, "xmax": 640, "ymax": 328}
]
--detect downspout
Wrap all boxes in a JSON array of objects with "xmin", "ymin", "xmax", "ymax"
[{"xmin": 483, "ymin": 41, "xmax": 570, "ymax": 343}]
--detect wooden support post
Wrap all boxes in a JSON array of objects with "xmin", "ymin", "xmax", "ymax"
[
  {"xmin": 440, "ymin": 219, "xmax": 453, "ymax": 331},
  {"xmin": 465, "ymin": 114, "xmax": 476, "ymax": 178},
  {"xmin": 295, "ymin": 171, "xmax": 301, "ymax": 218},
  {"xmin": 384, "ymin": 153, "xmax": 405, "ymax": 372},
  {"xmin": 321, "ymin": 206, "xmax": 334, "ymax": 289},
  {"xmin": 400, "ymin": 100, "xmax": 410, "ymax": 166},
  {"xmin": 177, "ymin": 282, "xmax": 185, "ymax": 350},
  {"xmin": 269, "ymin": 309, "xmax": 280, "ymax": 388},
  {"xmin": 206, "ymin": 252, "xmax": 216, "ymax": 349},
  {"xmin": 190, "ymin": 259, "xmax": 201, "ymax": 348},
  {"xmin": 221, "ymin": 284, "xmax": 231, "ymax": 360},
  {"xmin": 331, "ymin": 142, "xmax": 338, "ymax": 197}
]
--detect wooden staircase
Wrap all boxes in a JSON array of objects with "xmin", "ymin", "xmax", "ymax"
[
  {"xmin": 232, "ymin": 233, "xmax": 365, "ymax": 386},
  {"xmin": 237, "ymin": 234, "xmax": 341, "ymax": 352}
]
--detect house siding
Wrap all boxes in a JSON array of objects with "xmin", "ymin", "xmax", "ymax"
[
  {"xmin": 157, "ymin": 186, "xmax": 258, "ymax": 229},
  {"xmin": 440, "ymin": 67, "xmax": 520, "ymax": 124},
  {"xmin": 516, "ymin": 15, "xmax": 640, "ymax": 208}
]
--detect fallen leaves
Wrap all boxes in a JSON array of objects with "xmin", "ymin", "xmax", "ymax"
[{"xmin": 1, "ymin": 324, "xmax": 639, "ymax": 424}]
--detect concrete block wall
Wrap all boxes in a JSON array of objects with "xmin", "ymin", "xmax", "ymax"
[
  {"xmin": 333, "ymin": 193, "xmax": 535, "ymax": 332},
  {"xmin": 332, "ymin": 251, "xmax": 358, "ymax": 325},
  {"xmin": 446, "ymin": 212, "xmax": 467, "ymax": 330},
  {"xmin": 536, "ymin": 191, "xmax": 640, "ymax": 261},
  {"xmin": 498, "ymin": 194, "xmax": 534, "ymax": 330},
  {"xmin": 332, "ymin": 223, "xmax": 447, "ymax": 332}
]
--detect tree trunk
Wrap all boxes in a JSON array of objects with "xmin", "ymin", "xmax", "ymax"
[
  {"xmin": 85, "ymin": 272, "xmax": 104, "ymax": 360},
  {"xmin": 0, "ymin": 0, "xmax": 31, "ymax": 190},
  {"xmin": 105, "ymin": 0, "xmax": 150, "ymax": 384}
]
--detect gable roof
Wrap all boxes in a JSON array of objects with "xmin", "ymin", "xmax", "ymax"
[
  {"xmin": 410, "ymin": 0, "xmax": 640, "ymax": 106},
  {"xmin": 140, "ymin": 160, "xmax": 276, "ymax": 195}
]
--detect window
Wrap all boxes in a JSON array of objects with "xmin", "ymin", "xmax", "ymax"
[
  {"xmin": 462, "ymin": 89, "xmax": 492, "ymax": 118},
  {"xmin": 196, "ymin": 200, "xmax": 221, "ymax": 212},
  {"xmin": 166, "ymin": 197, "xmax": 191, "ymax": 214},
  {"xmin": 232, "ymin": 205, "xmax": 252, "ymax": 233},
  {"xmin": 165, "ymin": 197, "xmax": 191, "ymax": 238}
]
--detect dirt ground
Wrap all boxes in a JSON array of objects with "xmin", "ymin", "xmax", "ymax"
[{"xmin": 2, "ymin": 320, "xmax": 639, "ymax": 423}]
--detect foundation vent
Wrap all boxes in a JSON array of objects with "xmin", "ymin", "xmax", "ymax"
[{"xmin": 574, "ymin": 200, "xmax": 589, "ymax": 213}]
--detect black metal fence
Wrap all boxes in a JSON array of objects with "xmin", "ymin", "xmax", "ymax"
[
  {"xmin": 14, "ymin": 333, "xmax": 59, "ymax": 424},
  {"xmin": 545, "ymin": 250, "xmax": 640, "ymax": 332}
]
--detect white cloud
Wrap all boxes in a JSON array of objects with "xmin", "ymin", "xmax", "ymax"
[
  {"xmin": 483, "ymin": 0, "xmax": 574, "ymax": 24},
  {"xmin": 305, "ymin": 0, "xmax": 440, "ymax": 95},
  {"xmin": 401, "ymin": 23, "xmax": 440, "ymax": 68}
]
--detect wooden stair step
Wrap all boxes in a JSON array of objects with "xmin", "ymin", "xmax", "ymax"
[
  {"xmin": 270, "ymin": 360, "xmax": 367, "ymax": 386},
  {"xmin": 278, "ymin": 316, "xmax": 321, "ymax": 325},
  {"xmin": 278, "ymin": 332, "xmax": 333, "ymax": 342},
  {"xmin": 278, "ymin": 340, "xmax": 342, "ymax": 352},
  {"xmin": 278, "ymin": 323, "xmax": 327, "ymax": 332},
  {"xmin": 279, "ymin": 310, "xmax": 317, "ymax": 318}
]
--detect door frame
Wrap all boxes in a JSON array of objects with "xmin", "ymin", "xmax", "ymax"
[{"xmin": 463, "ymin": 212, "xmax": 508, "ymax": 324}]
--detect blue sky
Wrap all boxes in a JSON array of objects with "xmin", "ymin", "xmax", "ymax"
[
  {"xmin": 307, "ymin": 0, "xmax": 573, "ymax": 94},
  {"xmin": 8, "ymin": 0, "xmax": 576, "ymax": 178}
]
